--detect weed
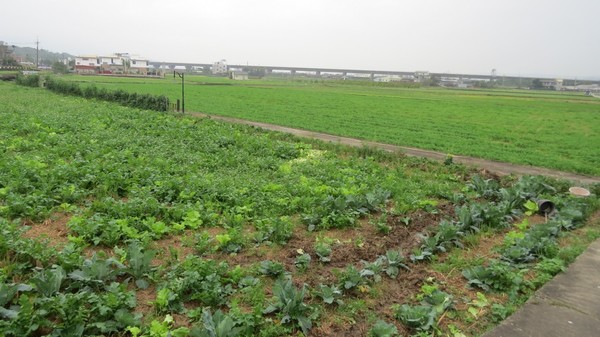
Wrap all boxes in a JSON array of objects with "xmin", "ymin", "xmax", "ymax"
[{"xmin": 371, "ymin": 213, "xmax": 391, "ymax": 234}]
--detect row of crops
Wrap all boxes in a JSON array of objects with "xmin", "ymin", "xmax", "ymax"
[
  {"xmin": 16, "ymin": 74, "xmax": 170, "ymax": 112},
  {"xmin": 56, "ymin": 74, "xmax": 600, "ymax": 176},
  {"xmin": 1, "ymin": 82, "xmax": 599, "ymax": 336}
]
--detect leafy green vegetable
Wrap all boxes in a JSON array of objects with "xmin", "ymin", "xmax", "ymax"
[
  {"xmin": 368, "ymin": 319, "xmax": 399, "ymax": 337},
  {"xmin": 31, "ymin": 265, "xmax": 65, "ymax": 297},
  {"xmin": 315, "ymin": 284, "xmax": 344, "ymax": 305},
  {"xmin": 264, "ymin": 278, "xmax": 314, "ymax": 335},
  {"xmin": 258, "ymin": 260, "xmax": 286, "ymax": 277},
  {"xmin": 315, "ymin": 241, "xmax": 333, "ymax": 263},
  {"xmin": 125, "ymin": 242, "xmax": 156, "ymax": 289},
  {"xmin": 190, "ymin": 308, "xmax": 242, "ymax": 337}
]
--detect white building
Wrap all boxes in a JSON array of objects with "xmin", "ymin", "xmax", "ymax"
[
  {"xmin": 174, "ymin": 65, "xmax": 187, "ymax": 73},
  {"xmin": 414, "ymin": 71, "xmax": 430, "ymax": 82},
  {"xmin": 74, "ymin": 53, "xmax": 149, "ymax": 75},
  {"xmin": 229, "ymin": 70, "xmax": 248, "ymax": 80},
  {"xmin": 212, "ymin": 60, "xmax": 228, "ymax": 75},
  {"xmin": 374, "ymin": 75, "xmax": 406, "ymax": 83},
  {"xmin": 74, "ymin": 55, "xmax": 100, "ymax": 74},
  {"xmin": 191, "ymin": 65, "xmax": 205, "ymax": 73},
  {"xmin": 129, "ymin": 58, "xmax": 150, "ymax": 75},
  {"xmin": 541, "ymin": 79, "xmax": 563, "ymax": 90}
]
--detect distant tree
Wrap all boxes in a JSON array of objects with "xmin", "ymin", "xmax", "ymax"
[
  {"xmin": 425, "ymin": 75, "xmax": 440, "ymax": 87},
  {"xmin": 244, "ymin": 67, "xmax": 266, "ymax": 78},
  {"xmin": 1, "ymin": 58, "xmax": 18, "ymax": 66},
  {"xmin": 0, "ymin": 42, "xmax": 18, "ymax": 66},
  {"xmin": 473, "ymin": 80, "xmax": 495, "ymax": 89},
  {"xmin": 52, "ymin": 61, "xmax": 69, "ymax": 74},
  {"xmin": 531, "ymin": 78, "xmax": 544, "ymax": 89}
]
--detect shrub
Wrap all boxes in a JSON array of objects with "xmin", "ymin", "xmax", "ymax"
[
  {"xmin": 15, "ymin": 74, "xmax": 40, "ymax": 87},
  {"xmin": 42, "ymin": 76, "xmax": 170, "ymax": 112}
]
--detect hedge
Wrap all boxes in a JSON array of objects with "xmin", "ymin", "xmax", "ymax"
[
  {"xmin": 16, "ymin": 74, "xmax": 170, "ymax": 112},
  {"xmin": 15, "ymin": 73, "xmax": 40, "ymax": 87}
]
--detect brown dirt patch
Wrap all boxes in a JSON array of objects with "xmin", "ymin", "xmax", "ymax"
[
  {"xmin": 310, "ymin": 263, "xmax": 449, "ymax": 337},
  {"xmin": 200, "ymin": 205, "xmax": 452, "ymax": 289},
  {"xmin": 150, "ymin": 230, "xmax": 197, "ymax": 267},
  {"xmin": 21, "ymin": 213, "xmax": 72, "ymax": 248},
  {"xmin": 134, "ymin": 285, "xmax": 156, "ymax": 318},
  {"xmin": 124, "ymin": 200, "xmax": 520, "ymax": 336}
]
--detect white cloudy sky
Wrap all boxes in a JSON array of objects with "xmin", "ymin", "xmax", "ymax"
[{"xmin": 2, "ymin": 0, "xmax": 599, "ymax": 78}]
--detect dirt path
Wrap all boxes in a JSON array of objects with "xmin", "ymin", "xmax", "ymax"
[{"xmin": 189, "ymin": 112, "xmax": 600, "ymax": 185}]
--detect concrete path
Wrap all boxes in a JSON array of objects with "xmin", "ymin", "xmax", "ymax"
[
  {"xmin": 483, "ymin": 238, "xmax": 600, "ymax": 337},
  {"xmin": 191, "ymin": 113, "xmax": 600, "ymax": 185}
]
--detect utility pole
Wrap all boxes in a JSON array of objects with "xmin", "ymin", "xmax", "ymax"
[
  {"xmin": 519, "ymin": 74, "xmax": 522, "ymax": 88},
  {"xmin": 35, "ymin": 37, "xmax": 39, "ymax": 68},
  {"xmin": 174, "ymin": 71, "xmax": 185, "ymax": 113}
]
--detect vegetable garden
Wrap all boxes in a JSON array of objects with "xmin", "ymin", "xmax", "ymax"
[
  {"xmin": 59, "ymin": 74, "xmax": 600, "ymax": 176},
  {"xmin": 1, "ymin": 81, "xmax": 599, "ymax": 337}
]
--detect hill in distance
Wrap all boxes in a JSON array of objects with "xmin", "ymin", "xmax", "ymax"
[{"xmin": 12, "ymin": 45, "xmax": 74, "ymax": 66}]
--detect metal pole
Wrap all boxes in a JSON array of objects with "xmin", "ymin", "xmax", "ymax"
[
  {"xmin": 36, "ymin": 37, "xmax": 39, "ymax": 68},
  {"xmin": 173, "ymin": 71, "xmax": 185, "ymax": 113}
]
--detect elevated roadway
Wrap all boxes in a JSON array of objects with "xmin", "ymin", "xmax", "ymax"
[{"xmin": 149, "ymin": 61, "xmax": 502, "ymax": 80}]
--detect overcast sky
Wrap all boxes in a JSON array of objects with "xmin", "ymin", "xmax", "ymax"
[{"xmin": 2, "ymin": 0, "xmax": 599, "ymax": 78}]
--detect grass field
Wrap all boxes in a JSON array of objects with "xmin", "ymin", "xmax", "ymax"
[
  {"xmin": 61, "ymin": 74, "xmax": 600, "ymax": 176},
  {"xmin": 2, "ymin": 81, "xmax": 600, "ymax": 336}
]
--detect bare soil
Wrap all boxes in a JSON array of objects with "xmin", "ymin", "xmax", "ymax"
[{"xmin": 21, "ymin": 213, "xmax": 72, "ymax": 248}]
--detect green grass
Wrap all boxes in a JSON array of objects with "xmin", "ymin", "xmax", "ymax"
[
  {"xmin": 58, "ymin": 74, "xmax": 600, "ymax": 176},
  {"xmin": 3, "ymin": 81, "xmax": 600, "ymax": 337},
  {"xmin": 0, "ymin": 81, "xmax": 464, "ymax": 336}
]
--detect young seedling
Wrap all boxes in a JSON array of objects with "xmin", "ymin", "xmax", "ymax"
[{"xmin": 315, "ymin": 241, "xmax": 332, "ymax": 263}]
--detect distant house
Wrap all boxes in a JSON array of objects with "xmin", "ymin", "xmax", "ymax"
[
  {"xmin": 212, "ymin": 60, "xmax": 228, "ymax": 75},
  {"xmin": 74, "ymin": 53, "xmax": 150, "ymax": 75},
  {"xmin": 229, "ymin": 70, "xmax": 248, "ymax": 80},
  {"xmin": 414, "ymin": 71, "xmax": 430, "ymax": 82},
  {"xmin": 74, "ymin": 55, "xmax": 100, "ymax": 74},
  {"xmin": 541, "ymin": 79, "xmax": 563, "ymax": 90},
  {"xmin": 562, "ymin": 84, "xmax": 600, "ymax": 93},
  {"xmin": 173, "ymin": 65, "xmax": 187, "ymax": 73},
  {"xmin": 374, "ymin": 75, "xmax": 405, "ymax": 83},
  {"xmin": 191, "ymin": 65, "xmax": 205, "ymax": 73},
  {"xmin": 98, "ymin": 55, "xmax": 124, "ymax": 74},
  {"xmin": 129, "ymin": 58, "xmax": 150, "ymax": 75},
  {"xmin": 439, "ymin": 77, "xmax": 460, "ymax": 87}
]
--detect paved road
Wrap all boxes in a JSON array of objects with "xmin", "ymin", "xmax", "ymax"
[{"xmin": 191, "ymin": 113, "xmax": 600, "ymax": 185}]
